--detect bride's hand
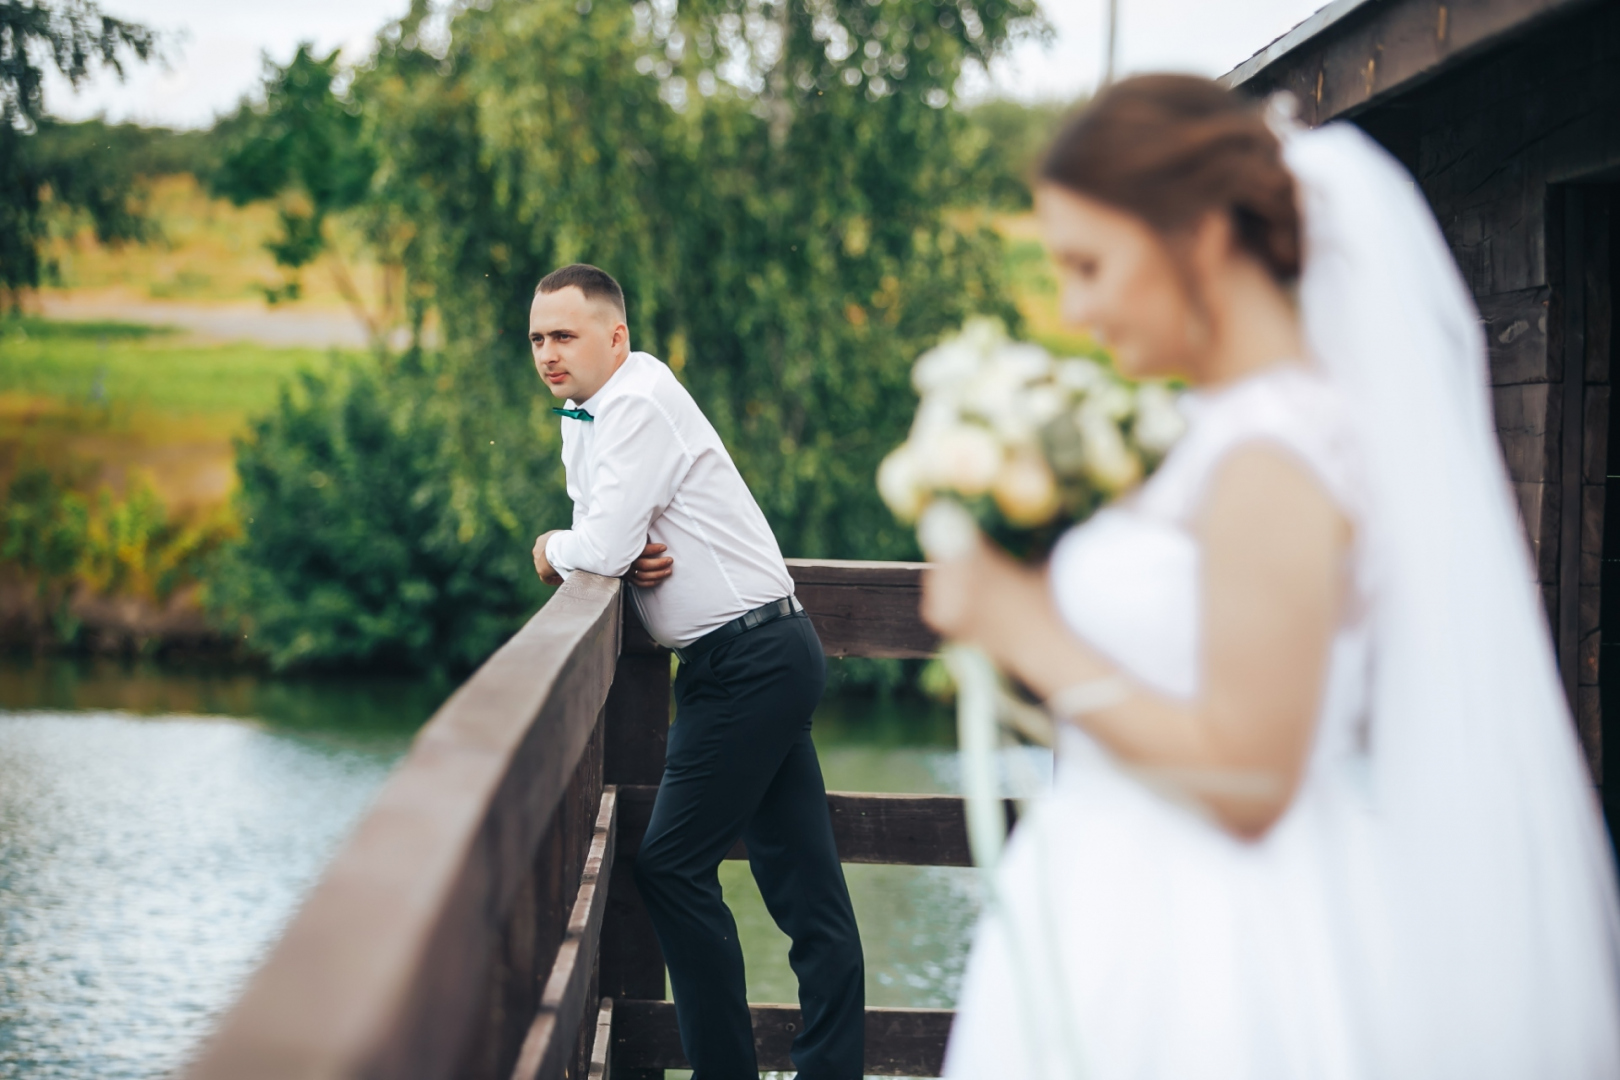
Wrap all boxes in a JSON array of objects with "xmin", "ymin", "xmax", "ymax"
[{"xmin": 921, "ymin": 536, "xmax": 1045, "ymax": 659}]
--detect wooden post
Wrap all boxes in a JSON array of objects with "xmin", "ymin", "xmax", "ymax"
[{"xmin": 599, "ymin": 594, "xmax": 669, "ymax": 1079}]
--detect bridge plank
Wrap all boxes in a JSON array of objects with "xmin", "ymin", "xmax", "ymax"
[
  {"xmin": 510, "ymin": 787, "xmax": 618, "ymax": 1080},
  {"xmin": 618, "ymin": 785, "xmax": 1005, "ymax": 868},
  {"xmin": 586, "ymin": 998, "xmax": 613, "ymax": 1080},
  {"xmin": 787, "ymin": 559, "xmax": 938, "ymax": 659},
  {"xmin": 183, "ymin": 573, "xmax": 622, "ymax": 1080},
  {"xmin": 611, "ymin": 999, "xmax": 954, "ymax": 1076}
]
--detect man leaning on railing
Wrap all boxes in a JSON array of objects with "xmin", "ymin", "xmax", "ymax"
[{"xmin": 528, "ymin": 264, "xmax": 866, "ymax": 1080}]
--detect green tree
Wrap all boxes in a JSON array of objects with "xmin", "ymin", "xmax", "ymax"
[
  {"xmin": 958, "ymin": 97, "xmax": 1075, "ymax": 209},
  {"xmin": 0, "ymin": 0, "xmax": 157, "ymax": 304},
  {"xmin": 211, "ymin": 44, "xmax": 383, "ymax": 322},
  {"xmin": 219, "ymin": 0, "xmax": 1041, "ymax": 673},
  {"xmin": 212, "ymin": 362, "xmax": 548, "ymax": 672},
  {"xmin": 361, "ymin": 0, "xmax": 1039, "ymax": 556}
]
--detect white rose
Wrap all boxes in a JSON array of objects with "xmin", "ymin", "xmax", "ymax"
[
  {"xmin": 986, "ymin": 382, "xmax": 1065, "ymax": 448},
  {"xmin": 957, "ymin": 316, "xmax": 1008, "ymax": 357},
  {"xmin": 913, "ymin": 339, "xmax": 980, "ymax": 395},
  {"xmin": 1133, "ymin": 383, "xmax": 1188, "ymax": 457},
  {"xmin": 877, "ymin": 445, "xmax": 927, "ymax": 521},
  {"xmin": 975, "ymin": 344, "xmax": 1053, "ymax": 443},
  {"xmin": 917, "ymin": 498, "xmax": 980, "ymax": 561},
  {"xmin": 1077, "ymin": 404, "xmax": 1142, "ymax": 493},
  {"xmin": 1053, "ymin": 357, "xmax": 1105, "ymax": 392},
  {"xmin": 993, "ymin": 450, "xmax": 1061, "ymax": 527},
  {"xmin": 922, "ymin": 423, "xmax": 1002, "ymax": 497},
  {"xmin": 982, "ymin": 389, "xmax": 1033, "ymax": 446},
  {"xmin": 996, "ymin": 342, "xmax": 1053, "ymax": 384},
  {"xmin": 1087, "ymin": 381, "xmax": 1135, "ymax": 420},
  {"xmin": 1022, "ymin": 385, "xmax": 1066, "ymax": 426},
  {"xmin": 910, "ymin": 397, "xmax": 962, "ymax": 439}
]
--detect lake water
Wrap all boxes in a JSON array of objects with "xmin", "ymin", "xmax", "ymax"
[{"xmin": 0, "ymin": 657, "xmax": 1013, "ymax": 1079}]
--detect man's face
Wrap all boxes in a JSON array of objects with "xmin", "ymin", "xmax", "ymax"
[{"xmin": 529, "ymin": 286, "xmax": 629, "ymax": 402}]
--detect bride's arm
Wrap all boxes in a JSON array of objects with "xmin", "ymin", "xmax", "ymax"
[{"xmin": 922, "ymin": 444, "xmax": 1351, "ymax": 839}]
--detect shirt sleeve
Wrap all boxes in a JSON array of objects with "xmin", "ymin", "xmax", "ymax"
[{"xmin": 546, "ymin": 395, "xmax": 692, "ymax": 580}]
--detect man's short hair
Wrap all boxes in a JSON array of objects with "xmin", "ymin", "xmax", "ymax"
[{"xmin": 536, "ymin": 263, "xmax": 627, "ymax": 319}]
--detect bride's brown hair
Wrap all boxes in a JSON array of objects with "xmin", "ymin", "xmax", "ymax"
[{"xmin": 1041, "ymin": 75, "xmax": 1301, "ymax": 284}]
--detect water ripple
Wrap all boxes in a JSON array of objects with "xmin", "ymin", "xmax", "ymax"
[{"xmin": 0, "ymin": 711, "xmax": 405, "ymax": 1080}]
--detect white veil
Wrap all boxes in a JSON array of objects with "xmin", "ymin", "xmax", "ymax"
[{"xmin": 1283, "ymin": 118, "xmax": 1620, "ymax": 1075}]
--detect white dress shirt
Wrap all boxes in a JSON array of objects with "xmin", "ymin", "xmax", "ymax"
[{"xmin": 544, "ymin": 351, "xmax": 796, "ymax": 649}]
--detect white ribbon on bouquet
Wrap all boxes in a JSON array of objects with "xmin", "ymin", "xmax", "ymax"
[{"xmin": 919, "ymin": 499, "xmax": 1087, "ymax": 1080}]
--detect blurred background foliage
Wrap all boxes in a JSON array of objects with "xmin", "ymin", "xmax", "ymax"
[
  {"xmin": 209, "ymin": 44, "xmax": 377, "ymax": 310},
  {"xmin": 3, "ymin": 0, "xmax": 1088, "ymax": 678},
  {"xmin": 1, "ymin": 464, "xmax": 236, "ymax": 643},
  {"xmin": 1, "ymin": 0, "xmax": 158, "ymax": 302}
]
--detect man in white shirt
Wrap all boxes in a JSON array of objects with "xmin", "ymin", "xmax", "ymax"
[{"xmin": 529, "ymin": 264, "xmax": 864, "ymax": 1080}]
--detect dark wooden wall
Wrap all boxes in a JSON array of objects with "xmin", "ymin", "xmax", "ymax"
[
  {"xmin": 1231, "ymin": 0, "xmax": 1620, "ymax": 788},
  {"xmin": 1350, "ymin": 1, "xmax": 1620, "ymax": 780}
]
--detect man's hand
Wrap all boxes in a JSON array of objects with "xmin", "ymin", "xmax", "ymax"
[
  {"xmin": 629, "ymin": 542, "xmax": 674, "ymax": 588},
  {"xmin": 533, "ymin": 530, "xmax": 564, "ymax": 586}
]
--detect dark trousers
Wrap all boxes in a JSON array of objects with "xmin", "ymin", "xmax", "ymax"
[{"xmin": 633, "ymin": 611, "xmax": 865, "ymax": 1080}]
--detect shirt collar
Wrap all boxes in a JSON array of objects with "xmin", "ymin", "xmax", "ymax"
[{"xmin": 572, "ymin": 352, "xmax": 644, "ymax": 413}]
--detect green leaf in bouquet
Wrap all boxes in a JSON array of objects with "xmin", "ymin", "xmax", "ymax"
[{"xmin": 1040, "ymin": 408, "xmax": 1088, "ymax": 478}]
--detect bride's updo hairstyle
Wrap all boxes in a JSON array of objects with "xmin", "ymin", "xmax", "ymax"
[{"xmin": 1041, "ymin": 75, "xmax": 1301, "ymax": 285}]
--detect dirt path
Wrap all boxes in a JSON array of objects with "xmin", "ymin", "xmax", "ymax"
[{"xmin": 38, "ymin": 290, "xmax": 375, "ymax": 349}]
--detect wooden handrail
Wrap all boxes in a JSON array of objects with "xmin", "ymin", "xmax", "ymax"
[
  {"xmin": 184, "ymin": 559, "xmax": 959, "ymax": 1079},
  {"xmin": 617, "ymin": 784, "xmax": 1016, "ymax": 867},
  {"xmin": 788, "ymin": 558, "xmax": 938, "ymax": 658},
  {"xmin": 183, "ymin": 572, "xmax": 623, "ymax": 1080}
]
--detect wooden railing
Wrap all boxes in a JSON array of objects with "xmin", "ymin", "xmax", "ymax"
[{"xmin": 185, "ymin": 559, "xmax": 981, "ymax": 1080}]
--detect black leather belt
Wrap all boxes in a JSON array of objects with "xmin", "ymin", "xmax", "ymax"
[{"xmin": 673, "ymin": 596, "xmax": 805, "ymax": 665}]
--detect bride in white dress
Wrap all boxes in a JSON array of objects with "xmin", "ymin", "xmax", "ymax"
[{"xmin": 924, "ymin": 76, "xmax": 1620, "ymax": 1078}]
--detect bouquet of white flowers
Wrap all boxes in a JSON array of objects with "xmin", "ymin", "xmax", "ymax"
[
  {"xmin": 878, "ymin": 317, "xmax": 1185, "ymax": 560},
  {"xmin": 881, "ymin": 314, "xmax": 1187, "ymax": 848}
]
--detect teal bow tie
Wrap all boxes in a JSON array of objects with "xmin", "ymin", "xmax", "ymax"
[{"xmin": 552, "ymin": 407, "xmax": 594, "ymax": 421}]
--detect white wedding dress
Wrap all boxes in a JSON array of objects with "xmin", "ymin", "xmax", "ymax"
[{"xmin": 942, "ymin": 122, "xmax": 1620, "ymax": 1079}]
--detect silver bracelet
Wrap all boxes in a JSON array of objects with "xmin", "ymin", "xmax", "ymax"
[{"xmin": 1046, "ymin": 675, "xmax": 1131, "ymax": 718}]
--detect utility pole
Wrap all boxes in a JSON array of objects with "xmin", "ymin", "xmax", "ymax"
[{"xmin": 1103, "ymin": 0, "xmax": 1119, "ymax": 87}]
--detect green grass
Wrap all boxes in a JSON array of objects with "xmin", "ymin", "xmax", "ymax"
[
  {"xmin": 0, "ymin": 315, "xmax": 175, "ymax": 339},
  {"xmin": 0, "ymin": 316, "xmax": 363, "ymax": 424}
]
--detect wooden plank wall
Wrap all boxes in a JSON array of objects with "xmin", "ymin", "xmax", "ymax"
[
  {"xmin": 1363, "ymin": 4, "xmax": 1620, "ymax": 778},
  {"xmin": 1236, "ymin": 0, "xmax": 1620, "ymax": 782},
  {"xmin": 1223, "ymin": 0, "xmax": 1595, "ymax": 126}
]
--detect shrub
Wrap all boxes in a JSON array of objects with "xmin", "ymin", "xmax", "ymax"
[
  {"xmin": 0, "ymin": 465, "xmax": 236, "ymax": 643},
  {"xmin": 1, "ymin": 467, "xmax": 90, "ymax": 616},
  {"xmin": 209, "ymin": 361, "xmax": 549, "ymax": 673}
]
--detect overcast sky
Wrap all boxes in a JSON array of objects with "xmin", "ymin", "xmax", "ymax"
[{"xmin": 43, "ymin": 0, "xmax": 1329, "ymax": 129}]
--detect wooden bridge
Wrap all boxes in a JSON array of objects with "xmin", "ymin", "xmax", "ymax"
[{"xmin": 183, "ymin": 560, "xmax": 981, "ymax": 1079}]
